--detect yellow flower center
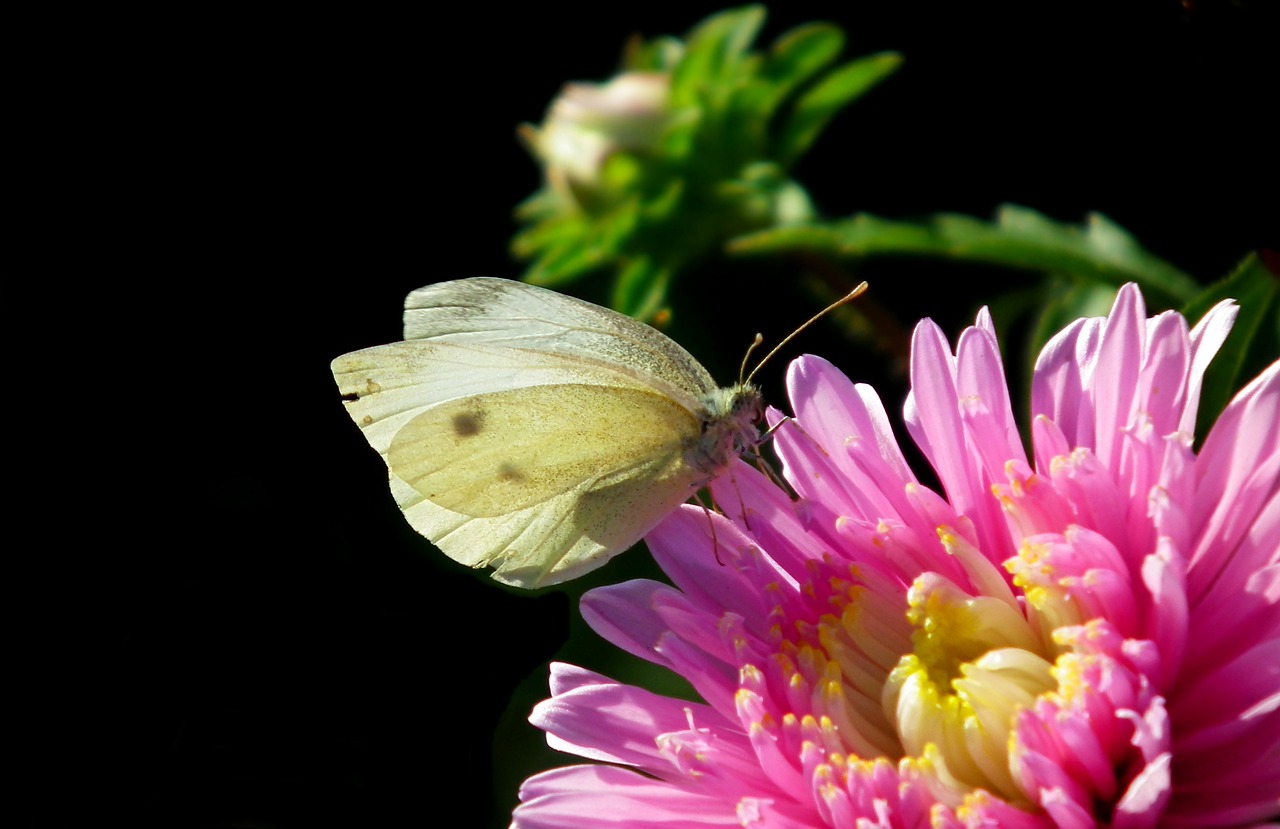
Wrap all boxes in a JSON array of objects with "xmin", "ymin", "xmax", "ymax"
[
  {"xmin": 881, "ymin": 572, "xmax": 1054, "ymax": 803},
  {"xmin": 750, "ymin": 521, "xmax": 1094, "ymax": 810}
]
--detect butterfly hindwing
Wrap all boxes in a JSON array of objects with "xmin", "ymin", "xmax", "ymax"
[
  {"xmin": 386, "ymin": 384, "xmax": 707, "ymax": 587},
  {"xmin": 387, "ymin": 383, "xmax": 701, "ymax": 517}
]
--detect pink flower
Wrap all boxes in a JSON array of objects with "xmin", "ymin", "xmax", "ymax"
[{"xmin": 512, "ymin": 284, "xmax": 1280, "ymax": 828}]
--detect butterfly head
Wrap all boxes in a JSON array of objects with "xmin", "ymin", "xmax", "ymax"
[{"xmin": 686, "ymin": 382, "xmax": 764, "ymax": 478}]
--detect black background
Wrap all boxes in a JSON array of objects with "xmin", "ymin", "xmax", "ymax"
[{"xmin": 18, "ymin": 2, "xmax": 1275, "ymax": 828}]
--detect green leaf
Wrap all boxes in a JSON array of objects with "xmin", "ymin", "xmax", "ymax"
[
  {"xmin": 1183, "ymin": 252, "xmax": 1280, "ymax": 438},
  {"xmin": 757, "ymin": 23, "xmax": 844, "ymax": 115},
  {"xmin": 514, "ymin": 195, "xmax": 641, "ymax": 271},
  {"xmin": 512, "ymin": 188, "xmax": 564, "ymax": 223},
  {"xmin": 640, "ymin": 178, "xmax": 686, "ymax": 222},
  {"xmin": 774, "ymin": 51, "xmax": 901, "ymax": 168},
  {"xmin": 612, "ymin": 257, "xmax": 674, "ymax": 321},
  {"xmin": 522, "ymin": 237, "xmax": 609, "ymax": 287},
  {"xmin": 670, "ymin": 5, "xmax": 765, "ymax": 108},
  {"xmin": 509, "ymin": 212, "xmax": 585, "ymax": 259},
  {"xmin": 731, "ymin": 204, "xmax": 1200, "ymax": 306}
]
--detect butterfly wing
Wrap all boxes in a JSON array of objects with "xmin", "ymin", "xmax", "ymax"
[
  {"xmin": 331, "ymin": 277, "xmax": 742, "ymax": 587},
  {"xmin": 401, "ymin": 277, "xmax": 719, "ymax": 402},
  {"xmin": 387, "ymin": 383, "xmax": 698, "ymax": 517},
  {"xmin": 333, "ymin": 339, "xmax": 661, "ymax": 461},
  {"xmin": 386, "ymin": 383, "xmax": 706, "ymax": 587}
]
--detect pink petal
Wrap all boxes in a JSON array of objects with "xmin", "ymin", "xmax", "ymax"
[
  {"xmin": 706, "ymin": 461, "xmax": 828, "ymax": 579},
  {"xmin": 1188, "ymin": 360, "xmax": 1280, "ymax": 606},
  {"xmin": 581, "ymin": 579, "xmax": 745, "ymax": 718},
  {"xmin": 1170, "ymin": 638, "xmax": 1280, "ymax": 740},
  {"xmin": 786, "ymin": 354, "xmax": 915, "ymax": 489},
  {"xmin": 654, "ymin": 630, "xmax": 743, "ymax": 719},
  {"xmin": 513, "ymin": 765, "xmax": 739, "ymax": 828},
  {"xmin": 1140, "ymin": 539, "xmax": 1189, "ymax": 687},
  {"xmin": 955, "ymin": 323, "xmax": 1027, "ymax": 474},
  {"xmin": 646, "ymin": 500, "xmax": 799, "ymax": 614},
  {"xmin": 1180, "ymin": 298, "xmax": 1239, "ymax": 434},
  {"xmin": 904, "ymin": 319, "xmax": 970, "ymax": 509},
  {"xmin": 1111, "ymin": 752, "xmax": 1172, "ymax": 829},
  {"xmin": 1030, "ymin": 412, "xmax": 1072, "ymax": 473},
  {"xmin": 1040, "ymin": 785, "xmax": 1104, "ymax": 829},
  {"xmin": 906, "ymin": 318, "xmax": 1013, "ymax": 559},
  {"xmin": 549, "ymin": 662, "xmax": 618, "ymax": 696},
  {"xmin": 1091, "ymin": 283, "xmax": 1146, "ymax": 472},
  {"xmin": 1135, "ymin": 311, "xmax": 1191, "ymax": 441},
  {"xmin": 532, "ymin": 665, "xmax": 728, "ymax": 772},
  {"xmin": 1032, "ymin": 316, "xmax": 1101, "ymax": 449},
  {"xmin": 581, "ymin": 579, "xmax": 681, "ymax": 664}
]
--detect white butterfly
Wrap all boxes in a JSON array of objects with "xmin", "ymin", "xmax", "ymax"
[{"xmin": 331, "ymin": 277, "xmax": 765, "ymax": 588}]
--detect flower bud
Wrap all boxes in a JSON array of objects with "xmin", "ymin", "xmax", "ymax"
[{"xmin": 522, "ymin": 72, "xmax": 671, "ymax": 211}]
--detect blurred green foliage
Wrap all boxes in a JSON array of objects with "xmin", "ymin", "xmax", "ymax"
[
  {"xmin": 511, "ymin": 4, "xmax": 1274, "ymax": 432},
  {"xmin": 513, "ymin": 5, "xmax": 900, "ymax": 320},
  {"xmin": 733, "ymin": 205, "xmax": 1278, "ymax": 429}
]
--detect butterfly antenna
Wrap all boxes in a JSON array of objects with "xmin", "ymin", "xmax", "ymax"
[
  {"xmin": 738, "ymin": 333, "xmax": 764, "ymax": 384},
  {"xmin": 744, "ymin": 282, "xmax": 868, "ymax": 386}
]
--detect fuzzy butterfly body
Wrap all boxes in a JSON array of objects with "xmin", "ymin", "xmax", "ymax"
[{"xmin": 332, "ymin": 277, "xmax": 762, "ymax": 588}]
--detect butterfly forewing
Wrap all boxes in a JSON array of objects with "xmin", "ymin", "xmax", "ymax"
[
  {"xmin": 402, "ymin": 278, "xmax": 718, "ymax": 403},
  {"xmin": 334, "ymin": 340, "xmax": 672, "ymax": 456}
]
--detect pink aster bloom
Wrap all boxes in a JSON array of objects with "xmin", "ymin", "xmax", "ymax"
[{"xmin": 512, "ymin": 284, "xmax": 1280, "ymax": 828}]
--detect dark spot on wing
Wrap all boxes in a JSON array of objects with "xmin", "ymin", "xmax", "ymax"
[
  {"xmin": 453, "ymin": 411, "xmax": 484, "ymax": 437},
  {"xmin": 340, "ymin": 391, "xmax": 359, "ymax": 402},
  {"xmin": 497, "ymin": 463, "xmax": 525, "ymax": 483}
]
